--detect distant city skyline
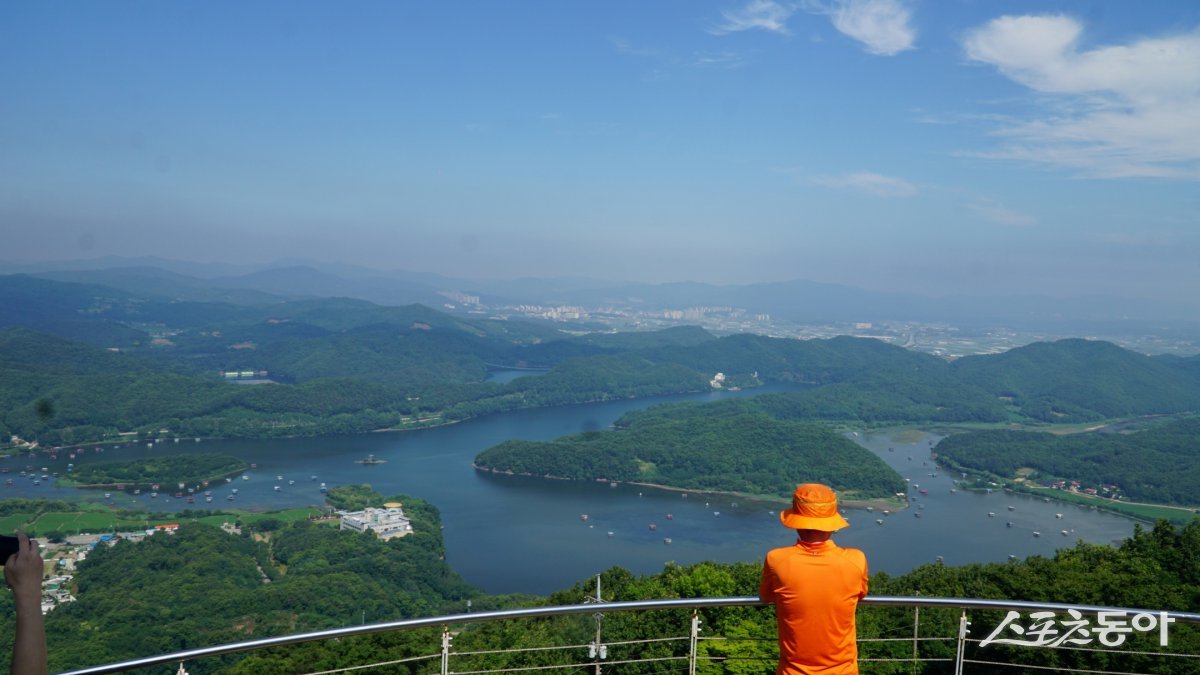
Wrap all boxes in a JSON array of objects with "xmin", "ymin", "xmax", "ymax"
[{"xmin": 3, "ymin": 1, "xmax": 1199, "ymax": 301}]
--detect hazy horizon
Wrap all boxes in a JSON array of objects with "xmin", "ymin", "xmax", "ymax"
[{"xmin": 4, "ymin": 2, "xmax": 1199, "ymax": 301}]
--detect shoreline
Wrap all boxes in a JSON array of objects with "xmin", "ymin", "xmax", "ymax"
[
  {"xmin": 17, "ymin": 385, "xmax": 721, "ymax": 454},
  {"xmin": 471, "ymin": 464, "xmax": 908, "ymax": 512}
]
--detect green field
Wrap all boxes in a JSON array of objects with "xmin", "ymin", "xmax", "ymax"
[
  {"xmin": 0, "ymin": 514, "xmax": 31, "ymax": 532},
  {"xmin": 195, "ymin": 507, "xmax": 322, "ymax": 528}
]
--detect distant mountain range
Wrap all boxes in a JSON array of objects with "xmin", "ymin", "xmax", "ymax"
[{"xmin": 3, "ymin": 256, "xmax": 1197, "ymax": 327}]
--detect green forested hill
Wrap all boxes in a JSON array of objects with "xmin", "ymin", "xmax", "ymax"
[
  {"xmin": 0, "ymin": 489, "xmax": 482, "ymax": 672},
  {"xmin": 951, "ymin": 339, "xmax": 1200, "ymax": 421},
  {"xmin": 645, "ymin": 333, "xmax": 945, "ymax": 384},
  {"xmin": 934, "ymin": 417, "xmax": 1200, "ymax": 505},
  {"xmin": 5, "ymin": 275, "xmax": 1200, "ymax": 447},
  {"xmin": 476, "ymin": 410, "xmax": 905, "ymax": 500}
]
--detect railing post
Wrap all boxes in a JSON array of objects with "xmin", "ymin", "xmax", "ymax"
[
  {"xmin": 954, "ymin": 611, "xmax": 969, "ymax": 675},
  {"xmin": 688, "ymin": 609, "xmax": 701, "ymax": 675},
  {"xmin": 441, "ymin": 626, "xmax": 452, "ymax": 675},
  {"xmin": 912, "ymin": 602, "xmax": 920, "ymax": 675},
  {"xmin": 586, "ymin": 574, "xmax": 606, "ymax": 675}
]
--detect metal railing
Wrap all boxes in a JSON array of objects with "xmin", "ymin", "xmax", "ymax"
[{"xmin": 59, "ymin": 596, "xmax": 1200, "ymax": 675}]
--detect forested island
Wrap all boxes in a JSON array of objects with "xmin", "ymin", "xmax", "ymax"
[{"xmin": 475, "ymin": 408, "xmax": 906, "ymax": 503}]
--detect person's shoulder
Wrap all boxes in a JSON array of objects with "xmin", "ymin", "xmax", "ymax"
[
  {"xmin": 837, "ymin": 545, "xmax": 868, "ymax": 567},
  {"xmin": 764, "ymin": 544, "xmax": 797, "ymax": 563},
  {"xmin": 765, "ymin": 545, "xmax": 792, "ymax": 558}
]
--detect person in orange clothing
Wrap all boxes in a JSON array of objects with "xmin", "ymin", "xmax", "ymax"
[{"xmin": 759, "ymin": 484, "xmax": 868, "ymax": 675}]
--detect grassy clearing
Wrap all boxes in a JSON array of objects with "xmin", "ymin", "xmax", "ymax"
[{"xmin": 883, "ymin": 429, "xmax": 927, "ymax": 444}]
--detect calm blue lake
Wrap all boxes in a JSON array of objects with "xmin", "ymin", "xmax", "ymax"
[{"xmin": 1, "ymin": 385, "xmax": 1135, "ymax": 595}]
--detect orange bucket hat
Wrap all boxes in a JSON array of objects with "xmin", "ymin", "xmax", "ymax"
[{"xmin": 779, "ymin": 483, "xmax": 850, "ymax": 531}]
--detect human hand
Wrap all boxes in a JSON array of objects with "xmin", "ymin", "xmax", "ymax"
[{"xmin": 4, "ymin": 533, "xmax": 43, "ymax": 603}]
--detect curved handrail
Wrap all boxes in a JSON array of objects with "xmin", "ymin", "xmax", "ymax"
[{"xmin": 58, "ymin": 595, "xmax": 1200, "ymax": 674}]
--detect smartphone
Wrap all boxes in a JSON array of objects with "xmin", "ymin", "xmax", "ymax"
[{"xmin": 0, "ymin": 536, "xmax": 20, "ymax": 563}]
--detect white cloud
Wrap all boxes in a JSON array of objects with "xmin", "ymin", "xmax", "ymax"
[
  {"xmin": 814, "ymin": 171, "xmax": 917, "ymax": 197},
  {"xmin": 710, "ymin": 0, "xmax": 915, "ymax": 56},
  {"xmin": 821, "ymin": 0, "xmax": 916, "ymax": 56},
  {"xmin": 968, "ymin": 198, "xmax": 1036, "ymax": 227},
  {"xmin": 711, "ymin": 0, "xmax": 795, "ymax": 36},
  {"xmin": 690, "ymin": 50, "xmax": 750, "ymax": 69},
  {"xmin": 609, "ymin": 36, "xmax": 659, "ymax": 58},
  {"xmin": 963, "ymin": 16, "xmax": 1200, "ymax": 179}
]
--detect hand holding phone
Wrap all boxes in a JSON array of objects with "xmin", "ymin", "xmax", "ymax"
[{"xmin": 0, "ymin": 536, "xmax": 19, "ymax": 564}]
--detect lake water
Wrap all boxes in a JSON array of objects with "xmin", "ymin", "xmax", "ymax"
[{"xmin": 1, "ymin": 387, "xmax": 1135, "ymax": 595}]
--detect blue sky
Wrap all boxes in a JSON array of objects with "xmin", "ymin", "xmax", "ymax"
[{"xmin": 2, "ymin": 1, "xmax": 1198, "ymax": 300}]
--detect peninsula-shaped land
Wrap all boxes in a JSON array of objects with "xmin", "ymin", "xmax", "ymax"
[
  {"xmin": 934, "ymin": 416, "xmax": 1200, "ymax": 517},
  {"xmin": 62, "ymin": 453, "xmax": 248, "ymax": 490},
  {"xmin": 474, "ymin": 406, "xmax": 907, "ymax": 506}
]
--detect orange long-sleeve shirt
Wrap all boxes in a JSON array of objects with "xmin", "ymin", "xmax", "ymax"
[{"xmin": 759, "ymin": 539, "xmax": 869, "ymax": 675}]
